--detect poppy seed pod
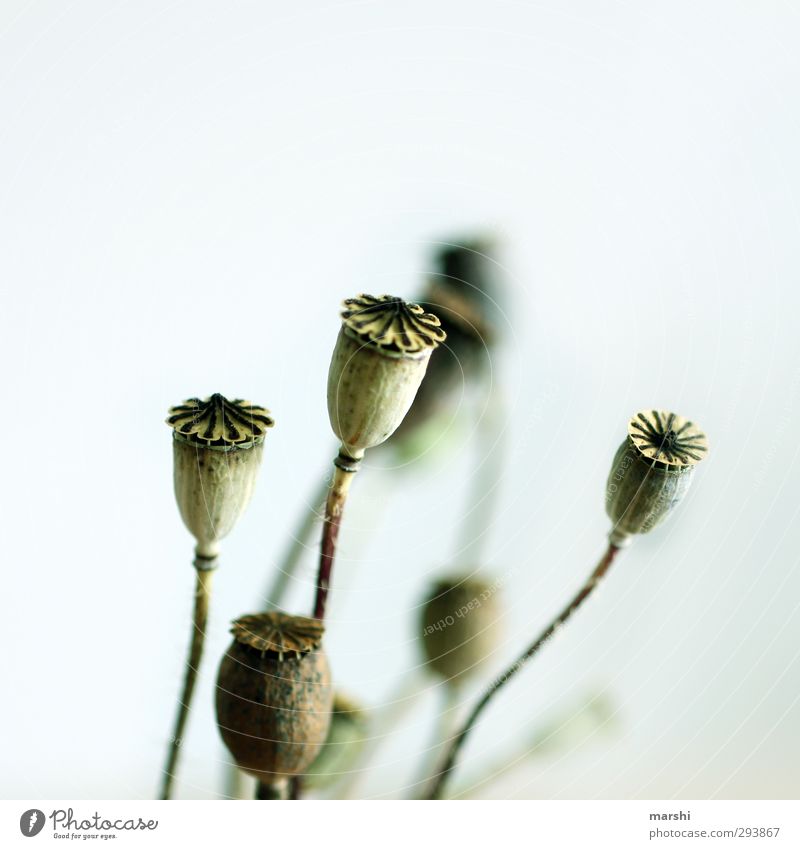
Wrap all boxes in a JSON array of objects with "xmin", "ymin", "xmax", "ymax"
[
  {"xmin": 166, "ymin": 394, "xmax": 273, "ymax": 559},
  {"xmin": 606, "ymin": 409, "xmax": 709, "ymax": 547},
  {"xmin": 327, "ymin": 294, "xmax": 446, "ymax": 460},
  {"xmin": 420, "ymin": 576, "xmax": 502, "ymax": 686},
  {"xmin": 394, "ymin": 241, "xmax": 502, "ymax": 445},
  {"xmin": 216, "ymin": 612, "xmax": 333, "ymax": 785}
]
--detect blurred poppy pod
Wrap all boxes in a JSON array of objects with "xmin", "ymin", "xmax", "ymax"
[
  {"xmin": 420, "ymin": 576, "xmax": 502, "ymax": 686},
  {"xmin": 166, "ymin": 394, "xmax": 273, "ymax": 559},
  {"xmin": 423, "ymin": 239, "xmax": 501, "ymax": 367},
  {"xmin": 395, "ymin": 240, "xmax": 503, "ymax": 444},
  {"xmin": 606, "ymin": 410, "xmax": 709, "ymax": 547},
  {"xmin": 216, "ymin": 612, "xmax": 333, "ymax": 786},
  {"xmin": 327, "ymin": 294, "xmax": 446, "ymax": 460}
]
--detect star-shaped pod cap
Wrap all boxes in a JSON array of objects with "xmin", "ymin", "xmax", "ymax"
[
  {"xmin": 231, "ymin": 611, "xmax": 325, "ymax": 660},
  {"xmin": 167, "ymin": 393, "xmax": 274, "ymax": 449},
  {"xmin": 341, "ymin": 294, "xmax": 446, "ymax": 357},
  {"xmin": 627, "ymin": 410, "xmax": 709, "ymax": 469}
]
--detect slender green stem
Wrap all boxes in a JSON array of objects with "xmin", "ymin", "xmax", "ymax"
[
  {"xmin": 427, "ymin": 543, "xmax": 621, "ymax": 799},
  {"xmin": 414, "ymin": 684, "xmax": 460, "ymax": 798},
  {"xmin": 456, "ymin": 385, "xmax": 507, "ymax": 568},
  {"xmin": 449, "ymin": 692, "xmax": 614, "ymax": 797},
  {"xmin": 160, "ymin": 563, "xmax": 215, "ymax": 800}
]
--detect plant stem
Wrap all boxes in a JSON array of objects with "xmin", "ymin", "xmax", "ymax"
[
  {"xmin": 456, "ymin": 384, "xmax": 507, "ymax": 568},
  {"xmin": 255, "ymin": 779, "xmax": 289, "ymax": 800},
  {"xmin": 313, "ymin": 455, "xmax": 358, "ymax": 621},
  {"xmin": 414, "ymin": 684, "xmax": 460, "ymax": 798},
  {"xmin": 160, "ymin": 561, "xmax": 215, "ymax": 800},
  {"xmin": 427, "ymin": 542, "xmax": 621, "ymax": 799}
]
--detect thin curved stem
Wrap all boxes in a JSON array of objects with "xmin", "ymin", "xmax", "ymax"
[
  {"xmin": 313, "ymin": 459, "xmax": 357, "ymax": 621},
  {"xmin": 427, "ymin": 543, "xmax": 621, "ymax": 799},
  {"xmin": 449, "ymin": 691, "xmax": 614, "ymax": 798},
  {"xmin": 160, "ymin": 564, "xmax": 215, "ymax": 800}
]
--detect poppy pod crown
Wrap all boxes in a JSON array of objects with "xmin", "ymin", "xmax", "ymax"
[
  {"xmin": 231, "ymin": 611, "xmax": 324, "ymax": 659},
  {"xmin": 167, "ymin": 394, "xmax": 274, "ymax": 450},
  {"xmin": 606, "ymin": 409, "xmax": 709, "ymax": 547},
  {"xmin": 340, "ymin": 294, "xmax": 446, "ymax": 357},
  {"xmin": 166, "ymin": 394, "xmax": 273, "ymax": 559},
  {"xmin": 327, "ymin": 294, "xmax": 446, "ymax": 459}
]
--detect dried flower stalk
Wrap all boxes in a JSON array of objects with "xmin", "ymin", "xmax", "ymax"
[
  {"xmin": 313, "ymin": 295, "xmax": 445, "ymax": 622},
  {"xmin": 160, "ymin": 394, "xmax": 272, "ymax": 799},
  {"xmin": 427, "ymin": 409, "xmax": 708, "ymax": 799}
]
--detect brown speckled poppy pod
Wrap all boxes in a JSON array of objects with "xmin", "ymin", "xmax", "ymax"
[{"xmin": 215, "ymin": 611, "xmax": 333, "ymax": 784}]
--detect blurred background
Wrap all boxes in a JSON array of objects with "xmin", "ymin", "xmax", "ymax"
[{"xmin": 1, "ymin": 0, "xmax": 799, "ymax": 800}]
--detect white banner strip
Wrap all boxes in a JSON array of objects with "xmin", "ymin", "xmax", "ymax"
[{"xmin": 3, "ymin": 800, "xmax": 798, "ymax": 848}]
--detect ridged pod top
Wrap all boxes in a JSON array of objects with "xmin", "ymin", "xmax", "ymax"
[
  {"xmin": 167, "ymin": 394, "xmax": 274, "ymax": 449},
  {"xmin": 231, "ymin": 611, "xmax": 325, "ymax": 659},
  {"xmin": 341, "ymin": 294, "xmax": 446, "ymax": 357},
  {"xmin": 627, "ymin": 409, "xmax": 709, "ymax": 469}
]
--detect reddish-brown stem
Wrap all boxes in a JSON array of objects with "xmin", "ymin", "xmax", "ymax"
[
  {"xmin": 427, "ymin": 542, "xmax": 622, "ymax": 800},
  {"xmin": 313, "ymin": 457, "xmax": 358, "ymax": 622},
  {"xmin": 314, "ymin": 502, "xmax": 343, "ymax": 620}
]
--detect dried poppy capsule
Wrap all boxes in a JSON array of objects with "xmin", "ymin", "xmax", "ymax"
[
  {"xmin": 161, "ymin": 394, "xmax": 274, "ymax": 800},
  {"xmin": 419, "ymin": 576, "xmax": 502, "ymax": 687},
  {"xmin": 216, "ymin": 611, "xmax": 333, "ymax": 791},
  {"xmin": 327, "ymin": 294, "xmax": 446, "ymax": 461},
  {"xmin": 166, "ymin": 394, "xmax": 273, "ymax": 559},
  {"xmin": 313, "ymin": 296, "xmax": 446, "ymax": 623},
  {"xmin": 606, "ymin": 409, "xmax": 709, "ymax": 547}
]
